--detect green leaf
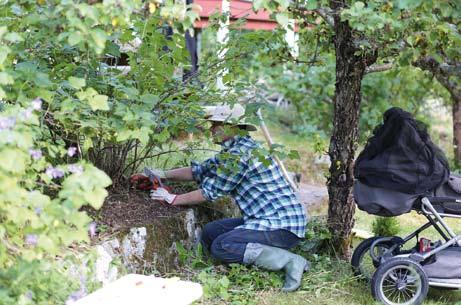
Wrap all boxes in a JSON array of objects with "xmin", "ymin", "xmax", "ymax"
[
  {"xmin": 135, "ymin": 127, "xmax": 151, "ymax": 145},
  {"xmin": 0, "ymin": 26, "xmax": 7, "ymax": 40},
  {"xmin": 90, "ymin": 29, "xmax": 108, "ymax": 54},
  {"xmin": 83, "ymin": 187, "xmax": 108, "ymax": 209},
  {"xmin": 77, "ymin": 87, "xmax": 98, "ymax": 101},
  {"xmin": 275, "ymin": 13, "xmax": 289, "ymax": 28},
  {"xmin": 152, "ymin": 129, "xmax": 170, "ymax": 143},
  {"xmin": 0, "ymin": 149, "xmax": 27, "ymax": 173},
  {"xmin": 68, "ymin": 77, "xmax": 86, "ymax": 89},
  {"xmin": 140, "ymin": 94, "xmax": 159, "ymax": 105},
  {"xmin": 116, "ymin": 129, "xmax": 133, "ymax": 142},
  {"xmin": 396, "ymin": 0, "xmax": 422, "ymax": 9},
  {"xmin": 38, "ymin": 235, "xmax": 56, "ymax": 253},
  {"xmin": 68, "ymin": 31, "xmax": 83, "ymax": 46},
  {"xmin": 34, "ymin": 72, "xmax": 52, "ymax": 88},
  {"xmin": 253, "ymin": 0, "xmax": 265, "ymax": 10},
  {"xmin": 306, "ymin": 0, "xmax": 319, "ymax": 10},
  {"xmin": 105, "ymin": 41, "xmax": 121, "ymax": 57},
  {"xmin": 0, "ymin": 72, "xmax": 14, "ymax": 85},
  {"xmin": 83, "ymin": 137, "xmax": 93, "ymax": 151},
  {"xmin": 276, "ymin": 0, "xmax": 289, "ymax": 9},
  {"xmin": 0, "ymin": 87, "xmax": 6, "ymax": 99},
  {"xmin": 88, "ymin": 94, "xmax": 109, "ymax": 111},
  {"xmin": 4, "ymin": 32, "xmax": 24, "ymax": 43},
  {"xmin": 33, "ymin": 89, "xmax": 54, "ymax": 102},
  {"xmin": 355, "ymin": 1, "xmax": 365, "ymax": 9},
  {"xmin": 0, "ymin": 46, "xmax": 10, "ymax": 66}
]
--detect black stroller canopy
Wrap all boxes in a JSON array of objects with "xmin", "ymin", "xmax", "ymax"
[{"xmin": 355, "ymin": 107, "xmax": 450, "ymax": 195}]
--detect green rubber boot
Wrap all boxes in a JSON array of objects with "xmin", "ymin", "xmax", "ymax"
[{"xmin": 243, "ymin": 243, "xmax": 310, "ymax": 292}]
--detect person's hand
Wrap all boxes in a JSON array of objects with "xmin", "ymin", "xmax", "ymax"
[{"xmin": 150, "ymin": 187, "xmax": 177, "ymax": 204}]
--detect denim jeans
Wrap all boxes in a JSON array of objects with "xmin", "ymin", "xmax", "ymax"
[{"xmin": 201, "ymin": 218, "xmax": 301, "ymax": 263}]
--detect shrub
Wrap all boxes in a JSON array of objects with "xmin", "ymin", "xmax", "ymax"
[
  {"xmin": 0, "ymin": 0, "xmax": 202, "ymax": 303},
  {"xmin": 372, "ymin": 217, "xmax": 401, "ymax": 237}
]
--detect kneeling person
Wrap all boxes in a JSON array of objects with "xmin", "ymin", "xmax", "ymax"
[{"xmin": 150, "ymin": 104, "xmax": 309, "ymax": 292}]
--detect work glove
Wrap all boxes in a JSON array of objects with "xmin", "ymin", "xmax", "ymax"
[{"xmin": 150, "ymin": 187, "xmax": 177, "ymax": 204}]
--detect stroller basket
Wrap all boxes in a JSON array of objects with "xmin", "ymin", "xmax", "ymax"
[
  {"xmin": 353, "ymin": 180, "xmax": 420, "ymax": 216},
  {"xmin": 354, "ymin": 175, "xmax": 461, "ymax": 217},
  {"xmin": 442, "ymin": 202, "xmax": 461, "ymax": 214},
  {"xmin": 425, "ymin": 197, "xmax": 461, "ymax": 215}
]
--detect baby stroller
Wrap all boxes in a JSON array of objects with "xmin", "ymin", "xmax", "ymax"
[{"xmin": 351, "ymin": 108, "xmax": 461, "ymax": 305}]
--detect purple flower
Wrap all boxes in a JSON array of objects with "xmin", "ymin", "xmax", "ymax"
[
  {"xmin": 68, "ymin": 164, "xmax": 83, "ymax": 174},
  {"xmin": 67, "ymin": 147, "xmax": 77, "ymax": 157},
  {"xmin": 88, "ymin": 222, "xmax": 97, "ymax": 238},
  {"xmin": 0, "ymin": 116, "xmax": 15, "ymax": 130},
  {"xmin": 45, "ymin": 166, "xmax": 65, "ymax": 179},
  {"xmin": 25, "ymin": 290, "xmax": 33, "ymax": 300},
  {"xmin": 31, "ymin": 98, "xmax": 42, "ymax": 111},
  {"xmin": 35, "ymin": 207, "xmax": 42, "ymax": 215},
  {"xmin": 25, "ymin": 234, "xmax": 38, "ymax": 246},
  {"xmin": 29, "ymin": 149, "xmax": 42, "ymax": 160}
]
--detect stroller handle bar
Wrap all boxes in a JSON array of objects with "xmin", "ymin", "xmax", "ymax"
[{"xmin": 424, "ymin": 196, "xmax": 461, "ymax": 204}]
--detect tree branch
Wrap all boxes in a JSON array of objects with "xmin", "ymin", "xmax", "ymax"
[
  {"xmin": 290, "ymin": 4, "xmax": 335, "ymax": 28},
  {"xmin": 365, "ymin": 63, "xmax": 394, "ymax": 74},
  {"xmin": 414, "ymin": 56, "xmax": 461, "ymax": 101},
  {"xmin": 440, "ymin": 62, "xmax": 461, "ymax": 75},
  {"xmin": 313, "ymin": 8, "xmax": 335, "ymax": 27}
]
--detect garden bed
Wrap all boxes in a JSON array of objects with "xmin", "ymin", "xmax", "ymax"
[{"xmin": 84, "ymin": 181, "xmax": 200, "ymax": 232}]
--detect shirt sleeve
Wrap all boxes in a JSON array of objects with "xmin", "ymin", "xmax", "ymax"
[
  {"xmin": 200, "ymin": 153, "xmax": 250, "ymax": 201},
  {"xmin": 190, "ymin": 156, "xmax": 218, "ymax": 184}
]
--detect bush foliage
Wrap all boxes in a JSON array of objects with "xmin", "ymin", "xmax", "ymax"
[{"xmin": 0, "ymin": 0, "xmax": 206, "ymax": 303}]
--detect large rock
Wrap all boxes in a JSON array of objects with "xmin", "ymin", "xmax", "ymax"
[{"xmin": 93, "ymin": 191, "xmax": 239, "ymax": 284}]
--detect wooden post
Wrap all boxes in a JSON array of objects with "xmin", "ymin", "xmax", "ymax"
[{"xmin": 257, "ymin": 109, "xmax": 298, "ymax": 191}]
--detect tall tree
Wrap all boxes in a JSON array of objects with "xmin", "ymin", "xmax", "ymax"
[{"xmin": 324, "ymin": 0, "xmax": 378, "ymax": 257}]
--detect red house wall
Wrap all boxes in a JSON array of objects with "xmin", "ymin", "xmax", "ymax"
[{"xmin": 194, "ymin": 0, "xmax": 278, "ymax": 30}]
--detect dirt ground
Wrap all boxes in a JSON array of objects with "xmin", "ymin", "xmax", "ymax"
[{"xmin": 83, "ymin": 181, "xmax": 198, "ymax": 231}]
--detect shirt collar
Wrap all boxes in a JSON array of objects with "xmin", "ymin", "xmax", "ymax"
[{"xmin": 221, "ymin": 135, "xmax": 248, "ymax": 149}]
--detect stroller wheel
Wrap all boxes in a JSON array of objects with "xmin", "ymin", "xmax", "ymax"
[
  {"xmin": 372, "ymin": 257, "xmax": 428, "ymax": 305},
  {"xmin": 351, "ymin": 237, "xmax": 396, "ymax": 281}
]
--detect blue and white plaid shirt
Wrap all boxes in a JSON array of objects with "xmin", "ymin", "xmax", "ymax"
[{"xmin": 191, "ymin": 135, "xmax": 307, "ymax": 238}]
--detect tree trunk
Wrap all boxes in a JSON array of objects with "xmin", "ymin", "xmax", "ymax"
[{"xmin": 327, "ymin": 0, "xmax": 377, "ymax": 258}]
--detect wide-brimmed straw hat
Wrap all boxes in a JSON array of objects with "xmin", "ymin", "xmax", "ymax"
[{"xmin": 203, "ymin": 104, "xmax": 257, "ymax": 131}]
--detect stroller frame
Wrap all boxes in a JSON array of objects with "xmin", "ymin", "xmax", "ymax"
[{"xmin": 370, "ymin": 196, "xmax": 461, "ymax": 289}]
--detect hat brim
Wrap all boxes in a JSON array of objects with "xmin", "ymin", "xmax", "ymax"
[{"xmin": 205, "ymin": 117, "xmax": 257, "ymax": 131}]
